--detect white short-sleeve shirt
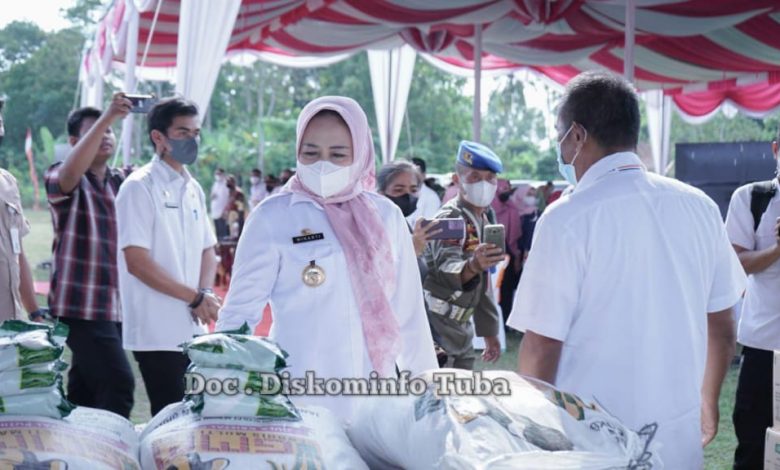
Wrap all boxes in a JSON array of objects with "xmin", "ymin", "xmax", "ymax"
[
  {"xmin": 725, "ymin": 179, "xmax": 780, "ymax": 350},
  {"xmin": 216, "ymin": 190, "xmax": 437, "ymax": 423},
  {"xmin": 116, "ymin": 157, "xmax": 217, "ymax": 351},
  {"xmin": 507, "ymin": 152, "xmax": 746, "ymax": 469}
]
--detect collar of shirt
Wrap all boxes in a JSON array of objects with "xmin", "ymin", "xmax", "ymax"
[
  {"xmin": 573, "ymin": 151, "xmax": 646, "ymax": 194},
  {"xmin": 290, "ymin": 191, "xmax": 325, "ymax": 211},
  {"xmin": 151, "ymin": 155, "xmax": 191, "ymax": 185}
]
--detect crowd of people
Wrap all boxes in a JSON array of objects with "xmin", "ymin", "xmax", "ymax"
[{"xmin": 0, "ymin": 69, "xmax": 777, "ymax": 468}]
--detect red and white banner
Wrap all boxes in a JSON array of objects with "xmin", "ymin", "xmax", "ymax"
[{"xmin": 83, "ymin": 0, "xmax": 780, "ymax": 117}]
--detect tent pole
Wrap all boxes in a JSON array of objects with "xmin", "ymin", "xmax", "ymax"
[
  {"xmin": 122, "ymin": 2, "xmax": 139, "ymax": 167},
  {"xmin": 624, "ymin": 0, "xmax": 636, "ymax": 83},
  {"xmin": 473, "ymin": 23, "xmax": 483, "ymax": 142},
  {"xmin": 387, "ymin": 49, "xmax": 393, "ymax": 162}
]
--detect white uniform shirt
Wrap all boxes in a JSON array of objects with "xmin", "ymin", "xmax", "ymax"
[
  {"xmin": 216, "ymin": 191, "xmax": 437, "ymax": 423},
  {"xmin": 507, "ymin": 152, "xmax": 746, "ymax": 470},
  {"xmin": 210, "ymin": 180, "xmax": 229, "ymax": 220},
  {"xmin": 725, "ymin": 178, "xmax": 780, "ymax": 350},
  {"xmin": 249, "ymin": 183, "xmax": 268, "ymax": 208},
  {"xmin": 116, "ymin": 157, "xmax": 216, "ymax": 351},
  {"xmin": 407, "ymin": 184, "xmax": 442, "ymax": 225}
]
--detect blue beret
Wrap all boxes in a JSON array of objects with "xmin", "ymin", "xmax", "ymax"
[{"xmin": 457, "ymin": 140, "xmax": 503, "ymax": 173}]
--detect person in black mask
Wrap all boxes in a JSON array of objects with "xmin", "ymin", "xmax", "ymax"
[{"xmin": 377, "ymin": 160, "xmax": 443, "ymax": 257}]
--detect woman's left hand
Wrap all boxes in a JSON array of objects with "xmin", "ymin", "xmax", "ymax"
[{"xmin": 412, "ymin": 218, "xmax": 443, "ymax": 257}]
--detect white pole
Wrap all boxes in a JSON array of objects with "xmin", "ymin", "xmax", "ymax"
[
  {"xmin": 122, "ymin": 2, "xmax": 139, "ymax": 167},
  {"xmin": 624, "ymin": 0, "xmax": 636, "ymax": 83},
  {"xmin": 472, "ymin": 23, "xmax": 483, "ymax": 142}
]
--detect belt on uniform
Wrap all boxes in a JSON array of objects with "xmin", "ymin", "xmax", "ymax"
[{"xmin": 424, "ymin": 290, "xmax": 475, "ymax": 323}]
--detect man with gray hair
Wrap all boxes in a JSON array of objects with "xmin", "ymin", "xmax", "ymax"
[{"xmin": 508, "ymin": 71, "xmax": 746, "ymax": 468}]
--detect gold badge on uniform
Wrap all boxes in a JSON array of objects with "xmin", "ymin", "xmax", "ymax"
[
  {"xmin": 302, "ymin": 260, "xmax": 325, "ymax": 287},
  {"xmin": 462, "ymin": 151, "xmax": 473, "ymax": 165}
]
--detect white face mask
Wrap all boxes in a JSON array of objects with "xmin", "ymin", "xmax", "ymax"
[
  {"xmin": 250, "ymin": 176, "xmax": 260, "ymax": 185},
  {"xmin": 523, "ymin": 196, "xmax": 537, "ymax": 206},
  {"xmin": 297, "ymin": 160, "xmax": 352, "ymax": 198},
  {"xmin": 462, "ymin": 180, "xmax": 497, "ymax": 207}
]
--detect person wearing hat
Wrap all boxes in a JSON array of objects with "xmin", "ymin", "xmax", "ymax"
[
  {"xmin": 422, "ymin": 140, "xmax": 504, "ymax": 370},
  {"xmin": 0, "ymin": 96, "xmax": 43, "ymax": 322}
]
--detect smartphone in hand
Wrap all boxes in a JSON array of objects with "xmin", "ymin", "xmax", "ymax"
[
  {"xmin": 483, "ymin": 224, "xmax": 506, "ymax": 254},
  {"xmin": 125, "ymin": 94, "xmax": 157, "ymax": 113},
  {"xmin": 421, "ymin": 218, "xmax": 466, "ymax": 240}
]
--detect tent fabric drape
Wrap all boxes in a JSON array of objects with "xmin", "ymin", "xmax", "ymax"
[
  {"xmin": 174, "ymin": 0, "xmax": 242, "ymax": 116},
  {"xmin": 367, "ymin": 45, "xmax": 416, "ymax": 164},
  {"xmin": 644, "ymin": 90, "xmax": 672, "ymax": 175}
]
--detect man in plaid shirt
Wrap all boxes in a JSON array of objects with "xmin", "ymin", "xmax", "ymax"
[{"xmin": 45, "ymin": 93, "xmax": 135, "ymax": 418}]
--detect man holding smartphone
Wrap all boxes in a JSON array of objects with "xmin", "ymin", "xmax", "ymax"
[
  {"xmin": 44, "ymin": 93, "xmax": 135, "ymax": 418},
  {"xmin": 422, "ymin": 140, "xmax": 503, "ymax": 370}
]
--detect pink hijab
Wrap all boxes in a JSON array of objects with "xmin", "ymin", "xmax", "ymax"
[
  {"xmin": 491, "ymin": 179, "xmax": 522, "ymax": 258},
  {"xmin": 286, "ymin": 96, "xmax": 399, "ymax": 376}
]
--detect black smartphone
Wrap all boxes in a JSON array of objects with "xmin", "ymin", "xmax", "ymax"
[{"xmin": 125, "ymin": 94, "xmax": 157, "ymax": 113}]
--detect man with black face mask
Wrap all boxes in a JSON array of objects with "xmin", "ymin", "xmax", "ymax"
[
  {"xmin": 115, "ymin": 97, "xmax": 220, "ymax": 415},
  {"xmin": 0, "ymin": 97, "xmax": 42, "ymax": 323}
]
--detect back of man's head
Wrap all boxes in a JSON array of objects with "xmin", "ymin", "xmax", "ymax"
[
  {"xmin": 147, "ymin": 97, "xmax": 198, "ymax": 150},
  {"xmin": 411, "ymin": 157, "xmax": 427, "ymax": 174},
  {"xmin": 558, "ymin": 71, "xmax": 640, "ymax": 151},
  {"xmin": 67, "ymin": 107, "xmax": 102, "ymax": 138}
]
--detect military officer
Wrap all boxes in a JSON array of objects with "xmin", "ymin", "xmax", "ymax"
[{"xmin": 423, "ymin": 140, "xmax": 504, "ymax": 369}]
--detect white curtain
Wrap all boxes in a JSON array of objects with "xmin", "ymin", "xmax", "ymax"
[
  {"xmin": 367, "ymin": 45, "xmax": 417, "ymax": 164},
  {"xmin": 644, "ymin": 89, "xmax": 672, "ymax": 175},
  {"xmin": 121, "ymin": 2, "xmax": 139, "ymax": 166},
  {"xmin": 175, "ymin": 0, "xmax": 242, "ymax": 116},
  {"xmin": 80, "ymin": 50, "xmax": 105, "ymax": 108}
]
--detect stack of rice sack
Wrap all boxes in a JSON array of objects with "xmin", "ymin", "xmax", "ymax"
[
  {"xmin": 0, "ymin": 406, "xmax": 142, "ymax": 469},
  {"xmin": 0, "ymin": 320, "xmax": 73, "ymax": 419},
  {"xmin": 138, "ymin": 324, "xmax": 368, "ymax": 469},
  {"xmin": 348, "ymin": 369, "xmax": 662, "ymax": 470},
  {"xmin": 181, "ymin": 323, "xmax": 299, "ymax": 419}
]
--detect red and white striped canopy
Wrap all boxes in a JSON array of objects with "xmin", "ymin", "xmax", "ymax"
[{"xmin": 85, "ymin": 0, "xmax": 780, "ymax": 117}]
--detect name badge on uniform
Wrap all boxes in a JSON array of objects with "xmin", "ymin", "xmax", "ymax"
[
  {"xmin": 292, "ymin": 229, "xmax": 324, "ymax": 244},
  {"xmin": 9, "ymin": 227, "xmax": 20, "ymax": 254}
]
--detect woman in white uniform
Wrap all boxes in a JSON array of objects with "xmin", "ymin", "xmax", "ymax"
[{"xmin": 216, "ymin": 96, "xmax": 437, "ymax": 423}]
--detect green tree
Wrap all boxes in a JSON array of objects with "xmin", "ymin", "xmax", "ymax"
[
  {"xmin": 0, "ymin": 21, "xmax": 47, "ymax": 72},
  {"xmin": 397, "ymin": 60, "xmax": 472, "ymax": 174}
]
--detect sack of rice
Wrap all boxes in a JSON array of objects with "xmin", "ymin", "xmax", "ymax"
[
  {"xmin": 0, "ymin": 406, "xmax": 141, "ymax": 469},
  {"xmin": 0, "ymin": 386, "xmax": 75, "ymax": 419},
  {"xmin": 348, "ymin": 369, "xmax": 660, "ymax": 470},
  {"xmin": 139, "ymin": 401, "xmax": 367, "ymax": 470},
  {"xmin": 0, "ymin": 329, "xmax": 63, "ymax": 371},
  {"xmin": 0, "ymin": 360, "xmax": 67, "ymax": 396},
  {"xmin": 181, "ymin": 323, "xmax": 287, "ymax": 372},
  {"xmin": 186, "ymin": 365, "xmax": 300, "ymax": 420},
  {"xmin": 0, "ymin": 319, "xmax": 69, "ymax": 347}
]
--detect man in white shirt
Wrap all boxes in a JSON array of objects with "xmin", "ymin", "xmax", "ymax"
[
  {"xmin": 116, "ymin": 97, "xmax": 220, "ymax": 415},
  {"xmin": 249, "ymin": 167, "xmax": 267, "ymax": 208},
  {"xmin": 407, "ymin": 157, "xmax": 442, "ymax": 225},
  {"xmin": 507, "ymin": 71, "xmax": 746, "ymax": 469},
  {"xmin": 725, "ymin": 138, "xmax": 780, "ymax": 469},
  {"xmin": 210, "ymin": 167, "xmax": 229, "ymax": 239}
]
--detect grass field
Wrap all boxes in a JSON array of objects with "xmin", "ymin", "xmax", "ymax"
[{"xmin": 24, "ymin": 208, "xmax": 740, "ymax": 467}]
